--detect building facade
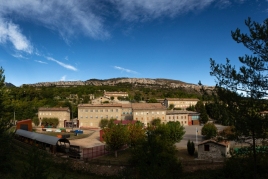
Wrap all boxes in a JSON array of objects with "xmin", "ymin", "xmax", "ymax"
[
  {"xmin": 132, "ymin": 103, "xmax": 166, "ymax": 126},
  {"xmin": 78, "ymin": 104, "xmax": 123, "ymax": 128},
  {"xmin": 164, "ymin": 98, "xmax": 199, "ymax": 110},
  {"xmin": 77, "ymin": 103, "xmax": 200, "ymax": 128},
  {"xmin": 38, "ymin": 107, "xmax": 70, "ymax": 128},
  {"xmin": 198, "ymin": 140, "xmax": 230, "ymax": 159}
]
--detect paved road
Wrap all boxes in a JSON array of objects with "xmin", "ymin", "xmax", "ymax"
[
  {"xmin": 176, "ymin": 124, "xmax": 227, "ymax": 149},
  {"xmin": 69, "ymin": 129, "xmax": 104, "ymax": 149}
]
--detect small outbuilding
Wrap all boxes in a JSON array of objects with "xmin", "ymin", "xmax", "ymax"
[{"xmin": 198, "ymin": 140, "xmax": 230, "ymax": 160}]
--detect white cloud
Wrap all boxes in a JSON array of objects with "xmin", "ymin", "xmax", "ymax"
[
  {"xmin": 0, "ymin": 0, "xmax": 110, "ymax": 42},
  {"xmin": 12, "ymin": 53, "xmax": 29, "ymax": 59},
  {"xmin": 111, "ymin": 0, "xmax": 215, "ymax": 21},
  {"xmin": 47, "ymin": 57, "xmax": 77, "ymax": 71},
  {"xmin": 114, "ymin": 66, "xmax": 138, "ymax": 74},
  {"xmin": 0, "ymin": 18, "xmax": 32, "ymax": 53},
  {"xmin": 35, "ymin": 60, "xmax": 47, "ymax": 64},
  {"xmin": 60, "ymin": 75, "xmax": 66, "ymax": 81}
]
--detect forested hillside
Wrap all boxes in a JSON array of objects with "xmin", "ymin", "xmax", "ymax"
[{"xmin": 3, "ymin": 82, "xmax": 202, "ymax": 121}]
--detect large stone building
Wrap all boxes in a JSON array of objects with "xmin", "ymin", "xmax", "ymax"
[
  {"xmin": 131, "ymin": 103, "xmax": 166, "ymax": 126},
  {"xmin": 77, "ymin": 102, "xmax": 200, "ymax": 128},
  {"xmin": 104, "ymin": 90, "xmax": 128, "ymax": 100},
  {"xmin": 164, "ymin": 98, "xmax": 199, "ymax": 110},
  {"xmin": 166, "ymin": 110, "xmax": 200, "ymax": 126},
  {"xmin": 78, "ymin": 103, "xmax": 123, "ymax": 128},
  {"xmin": 38, "ymin": 107, "xmax": 70, "ymax": 128}
]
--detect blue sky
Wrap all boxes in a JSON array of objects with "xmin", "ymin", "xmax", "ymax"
[{"xmin": 0, "ymin": 0, "xmax": 267, "ymax": 87}]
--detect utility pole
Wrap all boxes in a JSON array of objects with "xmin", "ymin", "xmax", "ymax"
[{"xmin": 196, "ymin": 127, "xmax": 198, "ymax": 145}]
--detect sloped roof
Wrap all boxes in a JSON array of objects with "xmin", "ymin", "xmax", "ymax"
[
  {"xmin": 78, "ymin": 103, "xmax": 122, "ymax": 107},
  {"xmin": 166, "ymin": 110, "xmax": 200, "ymax": 115},
  {"xmin": 132, "ymin": 103, "xmax": 166, "ymax": 110},
  {"xmin": 38, "ymin": 107, "xmax": 70, "ymax": 112},
  {"xmin": 15, "ymin": 129, "xmax": 69, "ymax": 146},
  {"xmin": 165, "ymin": 98, "xmax": 199, "ymax": 101},
  {"xmin": 198, "ymin": 139, "xmax": 229, "ymax": 147}
]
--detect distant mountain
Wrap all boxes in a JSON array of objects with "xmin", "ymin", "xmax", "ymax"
[
  {"xmin": 5, "ymin": 82, "xmax": 16, "ymax": 87},
  {"xmin": 24, "ymin": 77, "xmax": 214, "ymax": 91}
]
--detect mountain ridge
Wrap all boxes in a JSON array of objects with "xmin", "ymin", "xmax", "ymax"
[{"xmin": 21, "ymin": 77, "xmax": 214, "ymax": 90}]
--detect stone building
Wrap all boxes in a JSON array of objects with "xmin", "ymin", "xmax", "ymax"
[
  {"xmin": 38, "ymin": 107, "xmax": 70, "ymax": 128},
  {"xmin": 132, "ymin": 103, "xmax": 166, "ymax": 126},
  {"xmin": 198, "ymin": 140, "xmax": 230, "ymax": 160},
  {"xmin": 104, "ymin": 90, "xmax": 128, "ymax": 100},
  {"xmin": 166, "ymin": 110, "xmax": 200, "ymax": 126},
  {"xmin": 78, "ymin": 103, "xmax": 123, "ymax": 128},
  {"xmin": 163, "ymin": 98, "xmax": 199, "ymax": 110}
]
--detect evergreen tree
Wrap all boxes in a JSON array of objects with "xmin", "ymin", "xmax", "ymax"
[
  {"xmin": 187, "ymin": 140, "xmax": 195, "ymax": 156},
  {"xmin": 210, "ymin": 18, "xmax": 268, "ymax": 178}
]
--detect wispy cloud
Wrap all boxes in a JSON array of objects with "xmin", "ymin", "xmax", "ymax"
[
  {"xmin": 47, "ymin": 57, "xmax": 77, "ymax": 71},
  {"xmin": 0, "ymin": 17, "xmax": 32, "ymax": 54},
  {"xmin": 0, "ymin": 1, "xmax": 110, "ymax": 42},
  {"xmin": 60, "ymin": 75, "xmax": 66, "ymax": 81},
  {"xmin": 111, "ymin": 0, "xmax": 215, "ymax": 21},
  {"xmin": 35, "ymin": 60, "xmax": 47, "ymax": 64},
  {"xmin": 114, "ymin": 66, "xmax": 138, "ymax": 74},
  {"xmin": 12, "ymin": 53, "xmax": 29, "ymax": 59}
]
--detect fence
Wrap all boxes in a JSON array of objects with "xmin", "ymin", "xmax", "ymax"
[{"xmin": 83, "ymin": 145, "xmax": 109, "ymax": 160}]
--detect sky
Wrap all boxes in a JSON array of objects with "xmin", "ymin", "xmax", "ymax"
[{"xmin": 0, "ymin": 0, "xmax": 267, "ymax": 87}]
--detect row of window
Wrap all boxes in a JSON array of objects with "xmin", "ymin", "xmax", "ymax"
[
  {"xmin": 39, "ymin": 113, "xmax": 66, "ymax": 116},
  {"xmin": 81, "ymin": 109, "xmax": 120, "ymax": 112},
  {"xmin": 168, "ymin": 116, "xmax": 187, "ymax": 120},
  {"xmin": 80, "ymin": 115, "xmax": 119, "ymax": 119},
  {"xmin": 135, "ymin": 111, "xmax": 165, "ymax": 115}
]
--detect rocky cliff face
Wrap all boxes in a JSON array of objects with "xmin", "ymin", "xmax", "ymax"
[{"xmin": 25, "ymin": 77, "xmax": 214, "ymax": 90}]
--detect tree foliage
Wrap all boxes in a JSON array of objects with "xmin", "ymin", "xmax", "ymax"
[
  {"xmin": 201, "ymin": 123, "xmax": 217, "ymax": 139},
  {"xmin": 187, "ymin": 140, "xmax": 195, "ymax": 156},
  {"xmin": 99, "ymin": 118, "xmax": 109, "ymax": 129},
  {"xmin": 41, "ymin": 117, "xmax": 59, "ymax": 127},
  {"xmin": 209, "ymin": 17, "xmax": 268, "ymax": 177},
  {"xmin": 195, "ymin": 101, "xmax": 209, "ymax": 124},
  {"xmin": 130, "ymin": 124, "xmax": 183, "ymax": 179},
  {"xmin": 103, "ymin": 122, "xmax": 129, "ymax": 157}
]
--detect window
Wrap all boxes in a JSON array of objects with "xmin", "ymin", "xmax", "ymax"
[
  {"xmin": 90, "ymin": 109, "xmax": 93, "ymax": 112},
  {"xmin": 90, "ymin": 116, "xmax": 93, "ymax": 118},
  {"xmin": 100, "ymin": 109, "xmax": 103, "ymax": 112},
  {"xmin": 181, "ymin": 116, "xmax": 183, "ymax": 119},
  {"xmin": 106, "ymin": 109, "xmax": 108, "ymax": 112},
  {"xmin": 85, "ymin": 109, "xmax": 88, "ymax": 112},
  {"xmin": 95, "ymin": 109, "xmax": 98, "ymax": 112},
  {"xmin": 116, "ymin": 109, "xmax": 118, "ymax": 112},
  {"xmin": 204, "ymin": 144, "xmax": 210, "ymax": 151},
  {"xmin": 96, "ymin": 116, "xmax": 98, "ymax": 118}
]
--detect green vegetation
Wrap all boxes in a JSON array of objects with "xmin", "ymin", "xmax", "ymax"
[
  {"xmin": 187, "ymin": 140, "xmax": 195, "ymax": 156},
  {"xmin": 208, "ymin": 17, "xmax": 268, "ymax": 178},
  {"xmin": 201, "ymin": 123, "xmax": 217, "ymax": 139},
  {"xmin": 41, "ymin": 117, "xmax": 59, "ymax": 127},
  {"xmin": 103, "ymin": 122, "xmax": 129, "ymax": 158}
]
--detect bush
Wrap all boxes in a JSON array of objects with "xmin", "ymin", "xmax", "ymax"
[
  {"xmin": 201, "ymin": 123, "xmax": 217, "ymax": 139},
  {"xmin": 187, "ymin": 140, "xmax": 195, "ymax": 156}
]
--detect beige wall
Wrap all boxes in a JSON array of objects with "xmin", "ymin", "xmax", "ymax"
[
  {"xmin": 164, "ymin": 98, "xmax": 198, "ymax": 110},
  {"xmin": 133, "ymin": 109, "xmax": 166, "ymax": 126},
  {"xmin": 165, "ymin": 114, "xmax": 188, "ymax": 126},
  {"xmin": 78, "ymin": 104, "xmax": 122, "ymax": 128},
  {"xmin": 38, "ymin": 109, "xmax": 70, "ymax": 128}
]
